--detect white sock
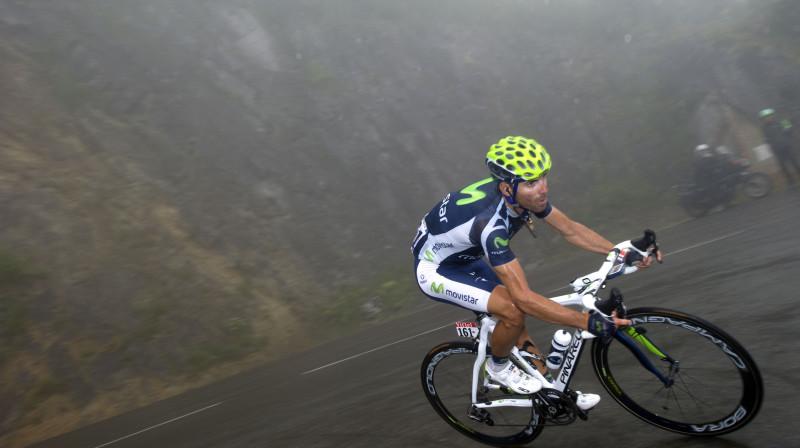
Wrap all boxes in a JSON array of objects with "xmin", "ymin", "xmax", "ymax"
[{"xmin": 488, "ymin": 359, "xmax": 508, "ymax": 372}]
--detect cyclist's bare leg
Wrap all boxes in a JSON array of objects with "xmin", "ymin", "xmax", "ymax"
[
  {"xmin": 487, "ymin": 286, "xmax": 549, "ymax": 376},
  {"xmin": 516, "ymin": 331, "xmax": 549, "ymax": 376},
  {"xmin": 486, "ymin": 285, "xmax": 526, "ymax": 359}
]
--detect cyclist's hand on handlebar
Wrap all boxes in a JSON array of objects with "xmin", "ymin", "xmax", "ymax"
[
  {"xmin": 607, "ymin": 248, "xmax": 654, "ymax": 279},
  {"xmin": 630, "ymin": 249, "xmax": 660, "ymax": 270},
  {"xmin": 630, "ymin": 228, "xmax": 662, "ymax": 267},
  {"xmin": 587, "ymin": 311, "xmax": 631, "ymax": 338},
  {"xmin": 613, "ymin": 229, "xmax": 662, "ymax": 276}
]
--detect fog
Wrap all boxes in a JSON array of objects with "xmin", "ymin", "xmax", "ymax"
[{"xmin": 1, "ymin": 0, "xmax": 798, "ymax": 445}]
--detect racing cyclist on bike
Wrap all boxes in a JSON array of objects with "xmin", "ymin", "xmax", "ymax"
[{"xmin": 411, "ymin": 136, "xmax": 660, "ymax": 410}]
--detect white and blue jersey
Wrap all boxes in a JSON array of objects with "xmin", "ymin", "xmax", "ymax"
[{"xmin": 411, "ymin": 178, "xmax": 552, "ymax": 312}]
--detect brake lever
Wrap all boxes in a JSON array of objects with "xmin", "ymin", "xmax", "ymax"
[
  {"xmin": 632, "ymin": 229, "xmax": 662, "ymax": 264},
  {"xmin": 594, "ymin": 287, "xmax": 626, "ymax": 318},
  {"xmin": 652, "ymin": 241, "xmax": 663, "ymax": 264}
]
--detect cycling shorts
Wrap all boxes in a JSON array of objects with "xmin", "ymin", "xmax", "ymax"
[{"xmin": 414, "ymin": 258, "xmax": 502, "ymax": 313}]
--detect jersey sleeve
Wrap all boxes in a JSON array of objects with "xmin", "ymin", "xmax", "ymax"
[
  {"xmin": 481, "ymin": 226, "xmax": 516, "ymax": 266},
  {"xmin": 533, "ymin": 201, "xmax": 552, "ymax": 219}
]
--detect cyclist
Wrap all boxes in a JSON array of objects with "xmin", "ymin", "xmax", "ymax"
[{"xmin": 411, "ymin": 136, "xmax": 660, "ymax": 410}]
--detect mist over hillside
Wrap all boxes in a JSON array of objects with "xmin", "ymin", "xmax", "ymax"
[{"xmin": 1, "ymin": 0, "xmax": 799, "ymax": 445}]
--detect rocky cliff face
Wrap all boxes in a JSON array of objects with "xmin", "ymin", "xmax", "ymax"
[{"xmin": 1, "ymin": 0, "xmax": 798, "ymax": 445}]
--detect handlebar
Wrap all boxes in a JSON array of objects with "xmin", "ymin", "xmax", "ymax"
[
  {"xmin": 571, "ymin": 230, "xmax": 661, "ymax": 338},
  {"xmin": 630, "ymin": 229, "xmax": 661, "ymax": 262}
]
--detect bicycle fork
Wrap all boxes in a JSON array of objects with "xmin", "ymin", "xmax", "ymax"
[{"xmin": 617, "ymin": 326, "xmax": 679, "ymax": 387}]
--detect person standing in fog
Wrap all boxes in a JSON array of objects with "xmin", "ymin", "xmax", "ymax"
[{"xmin": 759, "ymin": 108, "xmax": 800, "ymax": 186}]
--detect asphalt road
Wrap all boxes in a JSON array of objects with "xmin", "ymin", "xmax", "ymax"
[{"xmin": 30, "ymin": 188, "xmax": 800, "ymax": 448}]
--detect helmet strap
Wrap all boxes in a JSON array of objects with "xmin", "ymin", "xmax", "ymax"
[
  {"xmin": 501, "ymin": 181, "xmax": 537, "ymax": 238},
  {"xmin": 502, "ymin": 181, "xmax": 529, "ymax": 214}
]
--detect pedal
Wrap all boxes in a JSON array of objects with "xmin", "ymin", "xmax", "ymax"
[
  {"xmin": 564, "ymin": 389, "xmax": 589, "ymax": 421},
  {"xmin": 468, "ymin": 405, "xmax": 494, "ymax": 426}
]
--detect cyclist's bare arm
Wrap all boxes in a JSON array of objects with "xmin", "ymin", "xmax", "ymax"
[
  {"xmin": 491, "ymin": 259, "xmax": 613, "ymax": 330},
  {"xmin": 541, "ymin": 206, "xmax": 661, "ymax": 267},
  {"xmin": 541, "ymin": 206, "xmax": 614, "ymax": 255}
]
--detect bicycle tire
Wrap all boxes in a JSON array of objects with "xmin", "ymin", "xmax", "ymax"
[
  {"xmin": 591, "ymin": 307, "xmax": 763, "ymax": 436},
  {"xmin": 421, "ymin": 341, "xmax": 544, "ymax": 446}
]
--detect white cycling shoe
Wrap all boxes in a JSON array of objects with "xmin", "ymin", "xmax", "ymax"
[
  {"xmin": 485, "ymin": 361, "xmax": 543, "ymax": 395},
  {"xmin": 574, "ymin": 391, "xmax": 601, "ymax": 411}
]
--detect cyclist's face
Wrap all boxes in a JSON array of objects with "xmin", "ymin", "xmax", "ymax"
[{"xmin": 504, "ymin": 176, "xmax": 549, "ymax": 213}]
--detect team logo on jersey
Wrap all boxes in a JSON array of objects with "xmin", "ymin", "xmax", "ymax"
[
  {"xmin": 456, "ymin": 178, "xmax": 494, "ymax": 206},
  {"xmin": 493, "ymin": 237, "xmax": 509, "ymax": 249}
]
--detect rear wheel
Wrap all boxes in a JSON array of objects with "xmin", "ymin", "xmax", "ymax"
[
  {"xmin": 591, "ymin": 308, "xmax": 763, "ymax": 436},
  {"xmin": 679, "ymin": 194, "xmax": 710, "ymax": 218},
  {"xmin": 421, "ymin": 341, "xmax": 544, "ymax": 446}
]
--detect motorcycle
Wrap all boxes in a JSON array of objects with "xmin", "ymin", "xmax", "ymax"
[{"xmin": 675, "ymin": 151, "xmax": 773, "ymax": 218}]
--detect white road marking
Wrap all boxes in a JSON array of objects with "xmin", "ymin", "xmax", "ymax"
[
  {"xmin": 301, "ymin": 321, "xmax": 454, "ymax": 375},
  {"xmin": 661, "ymin": 231, "xmax": 744, "ymax": 257},
  {"xmin": 93, "ymin": 402, "xmax": 222, "ymax": 448}
]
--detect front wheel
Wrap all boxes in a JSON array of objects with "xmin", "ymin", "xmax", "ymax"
[
  {"xmin": 676, "ymin": 186, "xmax": 710, "ymax": 218},
  {"xmin": 742, "ymin": 173, "xmax": 772, "ymax": 199},
  {"xmin": 421, "ymin": 341, "xmax": 544, "ymax": 446},
  {"xmin": 591, "ymin": 308, "xmax": 763, "ymax": 436}
]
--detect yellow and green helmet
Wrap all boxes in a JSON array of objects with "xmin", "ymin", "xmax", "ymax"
[{"xmin": 486, "ymin": 136, "xmax": 552, "ymax": 183}]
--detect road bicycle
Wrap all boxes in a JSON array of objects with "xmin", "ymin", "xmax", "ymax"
[{"xmin": 420, "ymin": 230, "xmax": 763, "ymax": 446}]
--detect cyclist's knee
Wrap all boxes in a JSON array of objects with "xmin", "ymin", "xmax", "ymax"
[{"xmin": 488, "ymin": 288, "xmax": 525, "ymax": 328}]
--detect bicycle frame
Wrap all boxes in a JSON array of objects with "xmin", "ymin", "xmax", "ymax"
[
  {"xmin": 469, "ymin": 291, "xmax": 590, "ymax": 410},
  {"xmin": 468, "ymin": 244, "xmax": 676, "ymax": 410}
]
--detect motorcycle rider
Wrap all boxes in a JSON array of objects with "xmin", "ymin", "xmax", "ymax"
[
  {"xmin": 759, "ymin": 108, "xmax": 800, "ymax": 186},
  {"xmin": 692, "ymin": 144, "xmax": 721, "ymax": 191}
]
